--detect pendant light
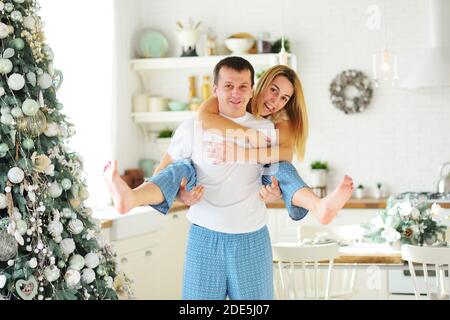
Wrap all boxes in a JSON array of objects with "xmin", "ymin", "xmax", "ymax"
[{"xmin": 372, "ymin": 0, "xmax": 398, "ymax": 87}]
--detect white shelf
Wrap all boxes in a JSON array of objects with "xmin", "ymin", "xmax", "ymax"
[
  {"xmin": 131, "ymin": 111, "xmax": 196, "ymax": 123},
  {"xmin": 130, "ymin": 53, "xmax": 297, "ymax": 71}
]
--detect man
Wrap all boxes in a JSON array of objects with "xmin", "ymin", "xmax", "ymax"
[{"xmin": 164, "ymin": 57, "xmax": 277, "ymax": 299}]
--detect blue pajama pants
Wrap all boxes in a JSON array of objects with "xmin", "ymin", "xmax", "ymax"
[
  {"xmin": 182, "ymin": 224, "xmax": 273, "ymax": 300},
  {"xmin": 147, "ymin": 160, "xmax": 310, "ymax": 220}
]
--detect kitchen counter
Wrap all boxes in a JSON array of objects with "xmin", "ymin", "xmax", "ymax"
[{"xmin": 98, "ymin": 198, "xmax": 450, "ymax": 229}]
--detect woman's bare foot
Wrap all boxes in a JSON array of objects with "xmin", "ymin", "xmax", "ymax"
[
  {"xmin": 103, "ymin": 160, "xmax": 134, "ymax": 214},
  {"xmin": 316, "ymin": 175, "xmax": 354, "ymax": 224}
]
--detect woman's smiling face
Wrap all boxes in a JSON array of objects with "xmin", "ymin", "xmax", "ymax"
[{"xmin": 259, "ymin": 75, "xmax": 294, "ymax": 116}]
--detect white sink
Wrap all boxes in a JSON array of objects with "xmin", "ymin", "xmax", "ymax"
[{"xmin": 93, "ymin": 206, "xmax": 165, "ymax": 241}]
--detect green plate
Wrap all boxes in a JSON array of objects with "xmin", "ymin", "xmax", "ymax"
[{"xmin": 137, "ymin": 31, "xmax": 168, "ymax": 58}]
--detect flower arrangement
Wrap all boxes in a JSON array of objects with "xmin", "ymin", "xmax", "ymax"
[{"xmin": 361, "ymin": 195, "xmax": 447, "ymax": 246}]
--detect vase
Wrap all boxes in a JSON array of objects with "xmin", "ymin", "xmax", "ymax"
[
  {"xmin": 310, "ymin": 169, "xmax": 327, "ymax": 187},
  {"xmin": 355, "ymin": 188, "xmax": 365, "ymax": 199}
]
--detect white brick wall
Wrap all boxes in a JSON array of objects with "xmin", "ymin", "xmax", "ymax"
[{"xmin": 119, "ymin": 0, "xmax": 450, "ymax": 195}]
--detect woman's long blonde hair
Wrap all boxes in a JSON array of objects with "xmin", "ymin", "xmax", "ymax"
[{"xmin": 249, "ymin": 65, "xmax": 309, "ymax": 161}]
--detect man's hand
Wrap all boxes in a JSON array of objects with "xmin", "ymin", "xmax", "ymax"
[
  {"xmin": 178, "ymin": 177, "xmax": 204, "ymax": 206},
  {"xmin": 259, "ymin": 177, "xmax": 282, "ymax": 203}
]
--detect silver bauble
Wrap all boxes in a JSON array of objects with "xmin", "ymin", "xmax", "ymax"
[
  {"xmin": 60, "ymin": 238, "xmax": 75, "ymax": 255},
  {"xmin": 7, "ymin": 73, "xmax": 25, "ymax": 91},
  {"xmin": 0, "ymin": 231, "xmax": 18, "ymax": 262},
  {"xmin": 68, "ymin": 254, "xmax": 85, "ymax": 271},
  {"xmin": 48, "ymin": 182, "xmax": 63, "ymax": 198},
  {"xmin": 81, "ymin": 268, "xmax": 95, "ymax": 284},
  {"xmin": 0, "ymin": 194, "xmax": 7, "ymax": 209},
  {"xmin": 8, "ymin": 167, "xmax": 24, "ymax": 184},
  {"xmin": 37, "ymin": 73, "xmax": 52, "ymax": 89},
  {"xmin": 47, "ymin": 220, "xmax": 63, "ymax": 237},
  {"xmin": 84, "ymin": 253, "xmax": 100, "ymax": 269},
  {"xmin": 44, "ymin": 265, "xmax": 60, "ymax": 282},
  {"xmin": 64, "ymin": 269, "xmax": 80, "ymax": 287},
  {"xmin": 68, "ymin": 219, "xmax": 83, "ymax": 235}
]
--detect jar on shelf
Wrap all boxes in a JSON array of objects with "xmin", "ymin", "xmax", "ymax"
[
  {"xmin": 188, "ymin": 75, "xmax": 197, "ymax": 100},
  {"xmin": 201, "ymin": 75, "xmax": 212, "ymax": 101},
  {"xmin": 256, "ymin": 32, "xmax": 272, "ymax": 54}
]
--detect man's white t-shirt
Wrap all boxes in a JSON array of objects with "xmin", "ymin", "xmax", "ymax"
[{"xmin": 167, "ymin": 112, "xmax": 276, "ymax": 234}]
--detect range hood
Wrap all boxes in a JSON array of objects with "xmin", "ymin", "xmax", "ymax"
[{"xmin": 398, "ymin": 0, "xmax": 450, "ymax": 89}]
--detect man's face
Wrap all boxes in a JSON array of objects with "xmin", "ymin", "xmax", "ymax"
[{"xmin": 213, "ymin": 67, "xmax": 253, "ymax": 118}]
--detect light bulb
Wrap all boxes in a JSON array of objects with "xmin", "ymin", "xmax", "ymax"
[{"xmin": 381, "ymin": 61, "xmax": 390, "ymax": 72}]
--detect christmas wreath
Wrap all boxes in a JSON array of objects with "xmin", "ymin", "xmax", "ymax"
[{"xmin": 329, "ymin": 69, "xmax": 373, "ymax": 114}]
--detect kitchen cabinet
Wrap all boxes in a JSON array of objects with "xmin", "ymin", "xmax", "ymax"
[{"xmin": 110, "ymin": 210, "xmax": 190, "ymax": 299}]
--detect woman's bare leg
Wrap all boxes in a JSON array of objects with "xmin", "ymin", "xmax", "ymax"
[
  {"xmin": 103, "ymin": 161, "xmax": 164, "ymax": 214},
  {"xmin": 292, "ymin": 175, "xmax": 354, "ymax": 224}
]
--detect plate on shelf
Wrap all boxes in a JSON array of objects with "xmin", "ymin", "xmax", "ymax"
[{"xmin": 136, "ymin": 30, "xmax": 169, "ymax": 58}]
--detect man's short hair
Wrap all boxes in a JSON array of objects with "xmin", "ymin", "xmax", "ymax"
[{"xmin": 213, "ymin": 56, "xmax": 255, "ymax": 87}]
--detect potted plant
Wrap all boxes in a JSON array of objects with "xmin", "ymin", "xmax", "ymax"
[
  {"xmin": 355, "ymin": 184, "xmax": 365, "ymax": 199},
  {"xmin": 374, "ymin": 182, "xmax": 384, "ymax": 199},
  {"xmin": 156, "ymin": 129, "xmax": 173, "ymax": 155},
  {"xmin": 310, "ymin": 161, "xmax": 328, "ymax": 187}
]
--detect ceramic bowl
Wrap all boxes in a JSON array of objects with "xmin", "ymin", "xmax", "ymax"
[
  {"xmin": 225, "ymin": 38, "xmax": 255, "ymax": 55},
  {"xmin": 168, "ymin": 100, "xmax": 188, "ymax": 111}
]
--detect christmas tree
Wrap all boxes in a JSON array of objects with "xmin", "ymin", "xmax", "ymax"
[{"xmin": 0, "ymin": 0, "xmax": 131, "ymax": 300}]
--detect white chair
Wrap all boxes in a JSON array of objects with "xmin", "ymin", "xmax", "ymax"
[
  {"xmin": 401, "ymin": 244, "xmax": 450, "ymax": 300},
  {"xmin": 297, "ymin": 224, "xmax": 364, "ymax": 299},
  {"xmin": 272, "ymin": 242, "xmax": 339, "ymax": 300}
]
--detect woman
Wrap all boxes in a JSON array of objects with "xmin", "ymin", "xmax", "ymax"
[
  {"xmin": 104, "ymin": 65, "xmax": 353, "ymax": 224},
  {"xmin": 197, "ymin": 64, "xmax": 354, "ymax": 224}
]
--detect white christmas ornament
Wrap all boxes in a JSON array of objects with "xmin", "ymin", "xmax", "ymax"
[
  {"xmin": 0, "ymin": 113, "xmax": 13, "ymax": 125},
  {"xmin": 37, "ymin": 73, "xmax": 52, "ymax": 89},
  {"xmin": 0, "ymin": 23, "xmax": 9, "ymax": 39},
  {"xmin": 44, "ymin": 122, "xmax": 59, "ymax": 137},
  {"xmin": 81, "ymin": 268, "xmax": 95, "ymax": 284},
  {"xmin": 48, "ymin": 181, "xmax": 63, "ymax": 198},
  {"xmin": 44, "ymin": 265, "xmax": 60, "ymax": 282},
  {"xmin": 23, "ymin": 15, "xmax": 37, "ymax": 31},
  {"xmin": 62, "ymin": 208, "xmax": 73, "ymax": 218},
  {"xmin": 7, "ymin": 73, "xmax": 25, "ymax": 91},
  {"xmin": 16, "ymin": 220, "xmax": 27, "ymax": 235},
  {"xmin": 68, "ymin": 219, "xmax": 83, "ymax": 235},
  {"xmin": 10, "ymin": 11, "xmax": 23, "ymax": 22},
  {"xmin": 11, "ymin": 106, "xmax": 23, "ymax": 118},
  {"xmin": 0, "ymin": 2, "xmax": 4, "ymax": 12},
  {"xmin": 60, "ymin": 238, "xmax": 75, "ymax": 255},
  {"xmin": 78, "ymin": 187, "xmax": 89, "ymax": 201},
  {"xmin": 0, "ymin": 194, "xmax": 6, "ymax": 209},
  {"xmin": 84, "ymin": 253, "xmax": 99, "ymax": 269},
  {"xmin": 29, "ymin": 257, "xmax": 37, "ymax": 268},
  {"xmin": 21, "ymin": 99, "xmax": 39, "ymax": 116},
  {"xmin": 8, "ymin": 167, "xmax": 24, "ymax": 184},
  {"xmin": 64, "ymin": 269, "xmax": 80, "ymax": 287},
  {"xmin": 0, "ymin": 87, "xmax": 4, "ymax": 96},
  {"xmin": 0, "ymin": 59, "xmax": 12, "ymax": 74},
  {"xmin": 47, "ymin": 220, "xmax": 63, "ymax": 237},
  {"xmin": 0, "ymin": 274, "xmax": 6, "ymax": 289},
  {"xmin": 68, "ymin": 254, "xmax": 85, "ymax": 270}
]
